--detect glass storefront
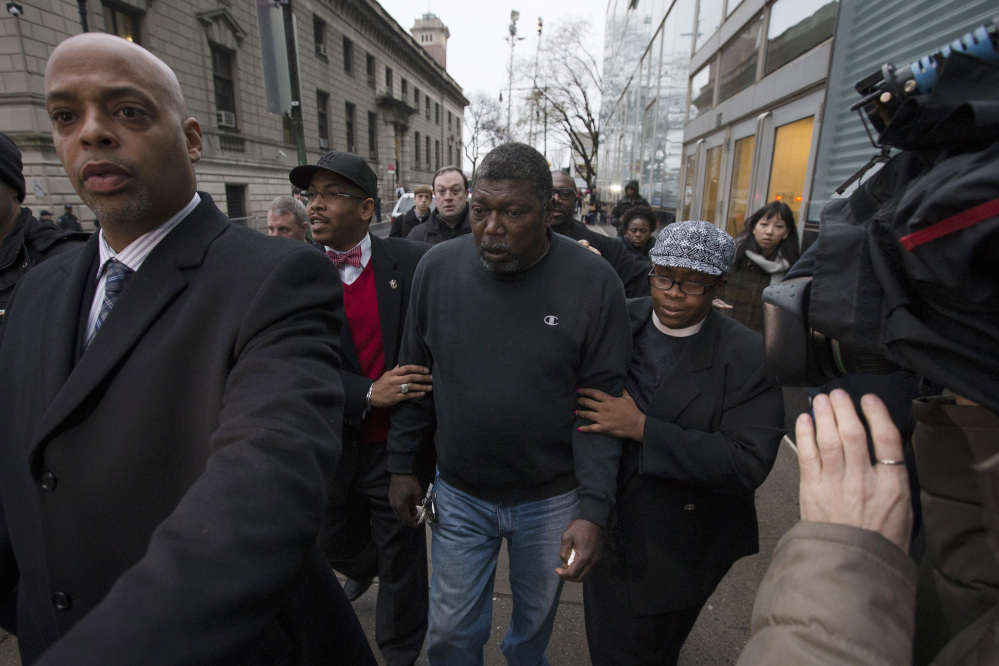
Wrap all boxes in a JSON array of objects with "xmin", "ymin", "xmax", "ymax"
[
  {"xmin": 688, "ymin": 60, "xmax": 716, "ymax": 122},
  {"xmin": 725, "ymin": 135, "xmax": 755, "ymax": 236},
  {"xmin": 767, "ymin": 116, "xmax": 814, "ymax": 222},
  {"xmin": 695, "ymin": 0, "xmax": 724, "ymax": 52},
  {"xmin": 702, "ymin": 145, "xmax": 723, "ymax": 224}
]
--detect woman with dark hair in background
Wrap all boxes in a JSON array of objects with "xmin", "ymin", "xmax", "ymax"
[
  {"xmin": 621, "ymin": 205, "xmax": 657, "ymax": 261},
  {"xmin": 720, "ymin": 201, "xmax": 800, "ymax": 334}
]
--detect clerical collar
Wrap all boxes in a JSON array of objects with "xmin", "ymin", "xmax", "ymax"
[{"xmin": 652, "ymin": 311, "xmax": 705, "ymax": 337}]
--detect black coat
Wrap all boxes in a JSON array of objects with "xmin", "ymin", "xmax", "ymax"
[
  {"xmin": 551, "ymin": 218, "xmax": 651, "ymax": 298},
  {"xmin": 0, "ymin": 208, "xmax": 87, "ymax": 315},
  {"xmin": 0, "ymin": 194, "xmax": 374, "ymax": 665},
  {"xmin": 596, "ymin": 303, "xmax": 784, "ymax": 613},
  {"xmin": 405, "ymin": 206, "xmax": 471, "ymax": 245},
  {"xmin": 330, "ymin": 235, "xmax": 436, "ymax": 499},
  {"xmin": 389, "ymin": 207, "xmax": 429, "ymax": 239}
]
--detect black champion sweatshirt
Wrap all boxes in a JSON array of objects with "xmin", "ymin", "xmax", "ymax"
[{"xmin": 387, "ymin": 231, "xmax": 631, "ymax": 526}]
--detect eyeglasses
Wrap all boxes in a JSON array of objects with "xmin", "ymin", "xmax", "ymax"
[
  {"xmin": 552, "ymin": 188, "xmax": 577, "ymax": 202},
  {"xmin": 303, "ymin": 190, "xmax": 367, "ymax": 204},
  {"xmin": 647, "ymin": 271, "xmax": 720, "ymax": 296}
]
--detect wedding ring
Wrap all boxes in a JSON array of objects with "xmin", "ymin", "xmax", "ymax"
[{"xmin": 876, "ymin": 459, "xmax": 904, "ymax": 465}]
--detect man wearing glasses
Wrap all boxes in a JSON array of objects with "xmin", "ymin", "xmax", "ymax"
[
  {"xmin": 291, "ymin": 151, "xmax": 435, "ymax": 665},
  {"xmin": 406, "ymin": 166, "xmax": 471, "ymax": 245},
  {"xmin": 575, "ymin": 220, "xmax": 784, "ymax": 663},
  {"xmin": 550, "ymin": 170, "xmax": 652, "ymax": 298}
]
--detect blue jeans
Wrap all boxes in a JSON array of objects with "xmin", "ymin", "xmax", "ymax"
[{"xmin": 427, "ymin": 478, "xmax": 579, "ymax": 666}]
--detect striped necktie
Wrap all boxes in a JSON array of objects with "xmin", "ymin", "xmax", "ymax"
[{"xmin": 94, "ymin": 259, "xmax": 134, "ymax": 334}]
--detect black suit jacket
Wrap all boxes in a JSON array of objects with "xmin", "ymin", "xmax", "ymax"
[
  {"xmin": 0, "ymin": 194, "xmax": 374, "ymax": 665},
  {"xmin": 552, "ymin": 218, "xmax": 651, "ymax": 298},
  {"xmin": 332, "ymin": 235, "xmax": 435, "ymax": 497},
  {"xmin": 605, "ymin": 303, "xmax": 784, "ymax": 614}
]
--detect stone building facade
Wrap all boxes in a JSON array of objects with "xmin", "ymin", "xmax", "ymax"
[{"xmin": 0, "ymin": 0, "xmax": 467, "ymax": 230}]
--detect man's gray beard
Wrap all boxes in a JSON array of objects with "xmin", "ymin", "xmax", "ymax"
[
  {"xmin": 81, "ymin": 189, "xmax": 153, "ymax": 230},
  {"xmin": 478, "ymin": 244, "xmax": 521, "ymax": 274}
]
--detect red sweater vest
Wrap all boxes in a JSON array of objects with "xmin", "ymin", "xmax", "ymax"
[{"xmin": 342, "ymin": 262, "xmax": 390, "ymax": 442}]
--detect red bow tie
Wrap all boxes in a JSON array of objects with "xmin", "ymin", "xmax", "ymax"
[{"xmin": 326, "ymin": 246, "xmax": 362, "ymax": 268}]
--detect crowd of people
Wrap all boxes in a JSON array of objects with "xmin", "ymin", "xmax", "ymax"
[{"xmin": 0, "ymin": 32, "xmax": 996, "ymax": 666}]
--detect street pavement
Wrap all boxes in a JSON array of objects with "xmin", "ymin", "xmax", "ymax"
[{"xmin": 0, "ymin": 223, "xmax": 804, "ymax": 664}]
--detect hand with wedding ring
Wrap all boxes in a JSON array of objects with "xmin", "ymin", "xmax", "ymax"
[
  {"xmin": 369, "ymin": 364, "xmax": 432, "ymax": 408},
  {"xmin": 797, "ymin": 389, "xmax": 913, "ymax": 553}
]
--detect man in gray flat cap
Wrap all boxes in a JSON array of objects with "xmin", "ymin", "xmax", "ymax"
[{"xmin": 576, "ymin": 220, "xmax": 785, "ymax": 664}]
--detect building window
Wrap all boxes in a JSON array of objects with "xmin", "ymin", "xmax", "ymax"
[
  {"xmin": 366, "ymin": 53, "xmax": 375, "ymax": 88},
  {"xmin": 313, "ymin": 16, "xmax": 327, "ymax": 57},
  {"xmin": 448, "ymin": 145, "xmax": 453, "ymax": 165},
  {"xmin": 385, "ymin": 67, "xmax": 393, "ymax": 95},
  {"xmin": 225, "ymin": 184, "xmax": 246, "ymax": 221},
  {"xmin": 435, "ymin": 102, "xmax": 440, "ymax": 125},
  {"xmin": 368, "ymin": 112, "xmax": 378, "ymax": 159},
  {"xmin": 402, "ymin": 78, "xmax": 408, "ymax": 101},
  {"xmin": 688, "ymin": 60, "xmax": 716, "ymax": 121},
  {"xmin": 695, "ymin": 0, "xmax": 724, "ymax": 51},
  {"xmin": 415, "ymin": 131, "xmax": 421, "ymax": 165},
  {"xmin": 765, "ymin": 0, "xmax": 838, "ymax": 77},
  {"xmin": 211, "ymin": 44, "xmax": 237, "ymax": 128},
  {"xmin": 414, "ymin": 87, "xmax": 420, "ymax": 108},
  {"xmin": 718, "ymin": 14, "xmax": 763, "ymax": 102},
  {"xmin": 425, "ymin": 97, "xmax": 431, "ymax": 120},
  {"xmin": 102, "ymin": 2, "xmax": 140, "ymax": 43},
  {"xmin": 345, "ymin": 103, "xmax": 356, "ymax": 152},
  {"xmin": 725, "ymin": 135, "xmax": 755, "ymax": 236},
  {"xmin": 435, "ymin": 140, "xmax": 440, "ymax": 170},
  {"xmin": 317, "ymin": 91, "xmax": 329, "ymax": 146},
  {"xmin": 425, "ymin": 136, "xmax": 431, "ymax": 167},
  {"xmin": 448, "ymin": 110, "xmax": 452, "ymax": 130},
  {"xmin": 343, "ymin": 37, "xmax": 354, "ymax": 74}
]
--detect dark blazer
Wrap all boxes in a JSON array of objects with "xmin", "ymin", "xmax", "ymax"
[
  {"xmin": 551, "ymin": 218, "xmax": 651, "ymax": 298},
  {"xmin": 0, "ymin": 194, "xmax": 374, "ymax": 665},
  {"xmin": 605, "ymin": 302, "xmax": 784, "ymax": 614},
  {"xmin": 332, "ymin": 235, "xmax": 435, "ymax": 497}
]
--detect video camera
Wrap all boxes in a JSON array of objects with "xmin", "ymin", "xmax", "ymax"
[{"xmin": 762, "ymin": 16, "xmax": 999, "ymax": 415}]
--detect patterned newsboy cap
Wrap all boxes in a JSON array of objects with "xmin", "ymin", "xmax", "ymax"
[{"xmin": 650, "ymin": 220, "xmax": 735, "ymax": 276}]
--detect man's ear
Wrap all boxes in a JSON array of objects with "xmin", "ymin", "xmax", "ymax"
[
  {"xmin": 183, "ymin": 117, "xmax": 203, "ymax": 164},
  {"xmin": 360, "ymin": 197, "xmax": 375, "ymax": 222}
]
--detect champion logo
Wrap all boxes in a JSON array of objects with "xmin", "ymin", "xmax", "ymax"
[{"xmin": 544, "ymin": 315, "xmax": 559, "ymax": 326}]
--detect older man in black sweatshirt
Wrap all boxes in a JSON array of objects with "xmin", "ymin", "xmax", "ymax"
[{"xmin": 388, "ymin": 143, "xmax": 631, "ymax": 665}]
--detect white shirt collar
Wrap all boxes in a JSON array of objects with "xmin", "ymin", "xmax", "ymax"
[
  {"xmin": 652, "ymin": 310, "xmax": 706, "ymax": 337},
  {"xmin": 95, "ymin": 192, "xmax": 200, "ymax": 277},
  {"xmin": 325, "ymin": 232, "xmax": 372, "ymax": 285}
]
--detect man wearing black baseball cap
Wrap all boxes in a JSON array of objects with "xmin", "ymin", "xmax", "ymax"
[
  {"xmin": 0, "ymin": 131, "xmax": 86, "ymax": 315},
  {"xmin": 291, "ymin": 151, "xmax": 436, "ymax": 665}
]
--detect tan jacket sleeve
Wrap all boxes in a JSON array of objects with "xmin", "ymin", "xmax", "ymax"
[{"xmin": 738, "ymin": 521, "xmax": 917, "ymax": 666}]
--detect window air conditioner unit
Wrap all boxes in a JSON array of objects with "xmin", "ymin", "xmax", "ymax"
[
  {"xmin": 316, "ymin": 44, "xmax": 328, "ymax": 57},
  {"xmin": 319, "ymin": 138, "xmax": 329, "ymax": 149},
  {"xmin": 217, "ymin": 110, "xmax": 236, "ymax": 128}
]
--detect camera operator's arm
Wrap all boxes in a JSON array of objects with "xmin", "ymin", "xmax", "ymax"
[{"xmin": 736, "ymin": 390, "xmax": 917, "ymax": 665}]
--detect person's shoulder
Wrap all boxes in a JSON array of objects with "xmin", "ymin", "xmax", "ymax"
[
  {"xmin": 550, "ymin": 233, "xmax": 620, "ymax": 279},
  {"xmin": 380, "ymin": 235, "xmax": 432, "ymax": 260},
  {"xmin": 405, "ymin": 220, "xmax": 430, "ymax": 240},
  {"xmin": 709, "ymin": 310, "xmax": 765, "ymax": 359}
]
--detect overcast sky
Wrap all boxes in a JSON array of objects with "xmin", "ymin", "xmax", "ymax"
[{"xmin": 377, "ymin": 0, "xmax": 609, "ymax": 158}]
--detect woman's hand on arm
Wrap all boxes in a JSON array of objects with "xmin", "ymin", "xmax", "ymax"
[{"xmin": 576, "ymin": 388, "xmax": 646, "ymax": 441}]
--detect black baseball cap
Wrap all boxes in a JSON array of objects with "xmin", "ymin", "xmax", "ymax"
[{"xmin": 289, "ymin": 151, "xmax": 377, "ymax": 200}]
